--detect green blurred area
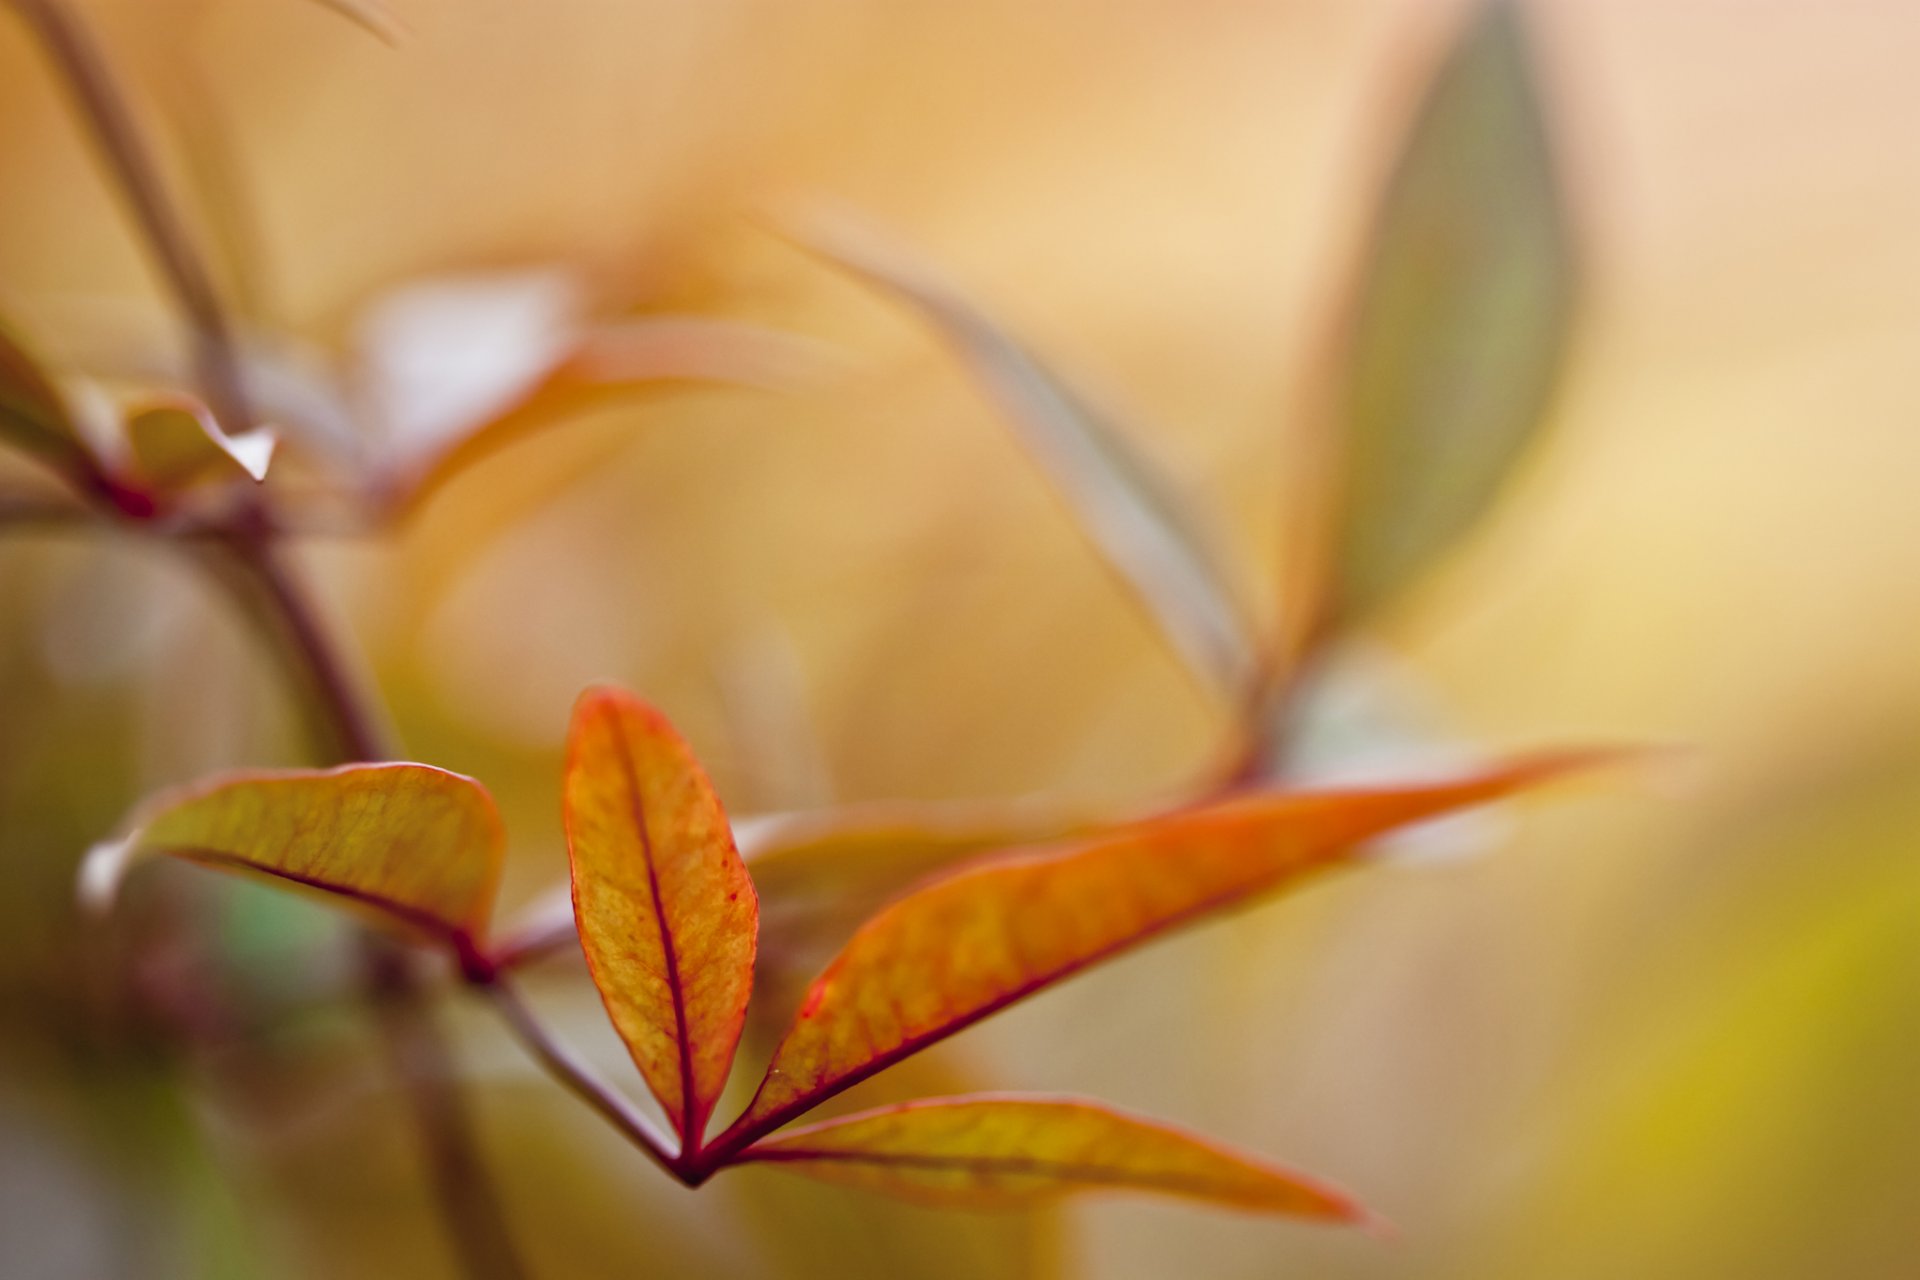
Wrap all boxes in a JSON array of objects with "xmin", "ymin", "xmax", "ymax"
[{"xmin": 5, "ymin": 1, "xmax": 1920, "ymax": 1277}]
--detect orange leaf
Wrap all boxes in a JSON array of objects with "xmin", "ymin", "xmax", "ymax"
[
  {"xmin": 81, "ymin": 763, "xmax": 504, "ymax": 949},
  {"xmin": 718, "ymin": 754, "xmax": 1591, "ymax": 1148},
  {"xmin": 742, "ymin": 799, "xmax": 1105, "ymax": 1014},
  {"xmin": 737, "ymin": 1095, "xmax": 1370, "ymax": 1221},
  {"xmin": 565, "ymin": 686, "xmax": 759, "ymax": 1148}
]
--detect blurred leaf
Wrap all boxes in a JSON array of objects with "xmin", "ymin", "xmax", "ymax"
[
  {"xmin": 1253, "ymin": 641, "xmax": 1513, "ymax": 864},
  {"xmin": 80, "ymin": 763, "xmax": 505, "ymax": 947},
  {"xmin": 565, "ymin": 685, "xmax": 759, "ymax": 1147},
  {"xmin": 738, "ymin": 1095, "xmax": 1368, "ymax": 1220},
  {"xmin": 1329, "ymin": 0, "xmax": 1573, "ymax": 619},
  {"xmin": 721, "ymin": 754, "xmax": 1590, "ymax": 1143},
  {"xmin": 396, "ymin": 316, "xmax": 821, "ymax": 515},
  {"xmin": 791, "ymin": 209, "xmax": 1259, "ymax": 700},
  {"xmin": 0, "ymin": 320, "xmax": 87, "ymax": 473},
  {"xmin": 355, "ymin": 269, "xmax": 817, "ymax": 516},
  {"xmin": 356, "ymin": 268, "xmax": 582, "ymax": 457},
  {"xmin": 125, "ymin": 396, "xmax": 276, "ymax": 488}
]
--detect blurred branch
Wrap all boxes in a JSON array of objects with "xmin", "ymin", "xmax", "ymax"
[
  {"xmin": 367, "ymin": 947, "xmax": 533, "ymax": 1280},
  {"xmin": 7, "ymin": 0, "xmax": 253, "ymax": 432},
  {"xmin": 5, "ymin": 8, "xmax": 530, "ymax": 1265},
  {"xmin": 0, "ymin": 490, "xmax": 93, "ymax": 532},
  {"xmin": 213, "ymin": 531, "xmax": 531, "ymax": 1280}
]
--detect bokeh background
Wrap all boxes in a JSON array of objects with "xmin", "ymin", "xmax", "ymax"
[{"xmin": 3, "ymin": 1, "xmax": 1919, "ymax": 1277}]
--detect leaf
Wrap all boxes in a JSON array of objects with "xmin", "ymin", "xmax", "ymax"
[
  {"xmin": 742, "ymin": 800, "xmax": 1106, "ymax": 1010},
  {"xmin": 80, "ymin": 763, "xmax": 505, "ymax": 948},
  {"xmin": 0, "ymin": 320, "xmax": 86, "ymax": 472},
  {"xmin": 789, "ymin": 209, "xmax": 1259, "ymax": 701},
  {"xmin": 395, "ymin": 316, "xmax": 821, "ymax": 515},
  {"xmin": 1329, "ymin": 0, "xmax": 1573, "ymax": 619},
  {"xmin": 355, "ymin": 269, "xmax": 818, "ymax": 516},
  {"xmin": 719, "ymin": 754, "xmax": 1592, "ymax": 1145},
  {"xmin": 565, "ymin": 686, "xmax": 759, "ymax": 1147},
  {"xmin": 484, "ymin": 798, "xmax": 1101, "ymax": 980},
  {"xmin": 125, "ymin": 397, "xmax": 276, "ymax": 488},
  {"xmin": 737, "ymin": 1095, "xmax": 1369, "ymax": 1221}
]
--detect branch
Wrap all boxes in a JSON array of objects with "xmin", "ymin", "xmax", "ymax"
[
  {"xmin": 0, "ymin": 491, "xmax": 94, "ymax": 533},
  {"xmin": 6, "ymin": 8, "xmax": 529, "ymax": 1273},
  {"xmin": 212, "ymin": 532, "xmax": 531, "ymax": 1280},
  {"xmin": 7, "ymin": 0, "xmax": 254, "ymax": 432},
  {"xmin": 479, "ymin": 972, "xmax": 686, "ymax": 1181}
]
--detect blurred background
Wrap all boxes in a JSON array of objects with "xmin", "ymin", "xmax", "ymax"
[{"xmin": 2, "ymin": 0, "xmax": 1918, "ymax": 1277}]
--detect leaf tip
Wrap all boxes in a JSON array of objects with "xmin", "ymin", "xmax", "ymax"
[
  {"xmin": 77, "ymin": 834, "xmax": 136, "ymax": 916},
  {"xmin": 228, "ymin": 427, "xmax": 278, "ymax": 482}
]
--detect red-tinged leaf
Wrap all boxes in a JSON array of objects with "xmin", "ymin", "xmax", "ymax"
[
  {"xmin": 719, "ymin": 754, "xmax": 1595, "ymax": 1146},
  {"xmin": 80, "ymin": 763, "xmax": 504, "ymax": 948},
  {"xmin": 485, "ymin": 798, "xmax": 1102, "ymax": 979},
  {"xmin": 125, "ymin": 397, "xmax": 276, "ymax": 488},
  {"xmin": 565, "ymin": 686, "xmax": 759, "ymax": 1148},
  {"xmin": 736, "ymin": 1095, "xmax": 1369, "ymax": 1221},
  {"xmin": 741, "ymin": 800, "xmax": 1107, "ymax": 1012},
  {"xmin": 786, "ymin": 208, "xmax": 1259, "ymax": 701}
]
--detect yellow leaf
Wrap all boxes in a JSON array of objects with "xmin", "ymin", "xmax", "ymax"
[
  {"xmin": 739, "ymin": 1095, "xmax": 1370, "ymax": 1221},
  {"xmin": 82, "ymin": 763, "xmax": 504, "ymax": 948}
]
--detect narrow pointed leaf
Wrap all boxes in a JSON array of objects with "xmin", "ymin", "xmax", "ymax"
[
  {"xmin": 126, "ymin": 397, "xmax": 275, "ymax": 488},
  {"xmin": 565, "ymin": 686, "xmax": 759, "ymax": 1147},
  {"xmin": 1330, "ymin": 0, "xmax": 1573, "ymax": 619},
  {"xmin": 725, "ymin": 754, "xmax": 1592, "ymax": 1142},
  {"xmin": 793, "ymin": 210, "xmax": 1258, "ymax": 699},
  {"xmin": 80, "ymin": 763, "xmax": 504, "ymax": 946},
  {"xmin": 738, "ymin": 1095, "xmax": 1368, "ymax": 1221}
]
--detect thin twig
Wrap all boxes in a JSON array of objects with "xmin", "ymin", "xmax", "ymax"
[
  {"xmin": 7, "ymin": 8, "xmax": 535, "ymax": 1274},
  {"xmin": 480, "ymin": 973, "xmax": 686, "ymax": 1181},
  {"xmin": 213, "ymin": 531, "xmax": 388, "ymax": 762},
  {"xmin": 213, "ymin": 532, "xmax": 532, "ymax": 1280},
  {"xmin": 368, "ymin": 946, "xmax": 534, "ymax": 1280},
  {"xmin": 7, "ymin": 0, "xmax": 254, "ymax": 433}
]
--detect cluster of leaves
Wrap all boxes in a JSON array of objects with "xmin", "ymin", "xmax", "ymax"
[
  {"xmin": 84, "ymin": 686, "xmax": 1588, "ymax": 1216},
  {"xmin": 4, "ymin": 0, "xmax": 1584, "ymax": 1236}
]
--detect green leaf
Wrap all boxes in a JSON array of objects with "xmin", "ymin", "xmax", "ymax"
[
  {"xmin": 1329, "ymin": 0, "xmax": 1573, "ymax": 619},
  {"xmin": 791, "ymin": 210, "xmax": 1260, "ymax": 701}
]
